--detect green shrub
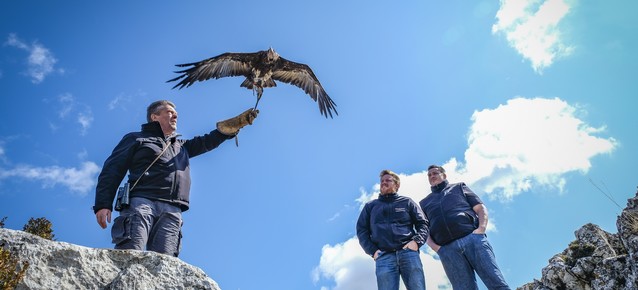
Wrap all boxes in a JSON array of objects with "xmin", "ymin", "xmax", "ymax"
[{"xmin": 22, "ymin": 217, "xmax": 55, "ymax": 241}]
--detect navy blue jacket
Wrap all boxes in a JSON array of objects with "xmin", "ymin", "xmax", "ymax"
[
  {"xmin": 419, "ymin": 180, "xmax": 483, "ymax": 246},
  {"xmin": 356, "ymin": 193, "xmax": 429, "ymax": 256},
  {"xmin": 94, "ymin": 121, "xmax": 232, "ymax": 213}
]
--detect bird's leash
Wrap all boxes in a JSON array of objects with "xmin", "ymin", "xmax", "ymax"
[
  {"xmin": 131, "ymin": 140, "xmax": 171, "ymax": 190},
  {"xmin": 115, "ymin": 140, "xmax": 171, "ymax": 211}
]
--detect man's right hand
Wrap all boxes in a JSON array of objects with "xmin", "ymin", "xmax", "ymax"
[{"xmin": 96, "ymin": 208, "xmax": 112, "ymax": 229}]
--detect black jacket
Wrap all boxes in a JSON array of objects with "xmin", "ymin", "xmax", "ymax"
[
  {"xmin": 94, "ymin": 121, "xmax": 232, "ymax": 213},
  {"xmin": 356, "ymin": 193, "xmax": 429, "ymax": 256},
  {"xmin": 419, "ymin": 180, "xmax": 483, "ymax": 246}
]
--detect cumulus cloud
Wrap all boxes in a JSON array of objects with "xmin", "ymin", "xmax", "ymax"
[
  {"xmin": 0, "ymin": 161, "xmax": 100, "ymax": 195},
  {"xmin": 0, "ymin": 143, "xmax": 6, "ymax": 164},
  {"xmin": 5, "ymin": 33, "xmax": 60, "ymax": 83},
  {"xmin": 49, "ymin": 93, "xmax": 94, "ymax": 135},
  {"xmin": 108, "ymin": 90, "xmax": 147, "ymax": 111},
  {"xmin": 315, "ymin": 97, "xmax": 616, "ymax": 288},
  {"xmin": 492, "ymin": 0, "xmax": 574, "ymax": 73},
  {"xmin": 312, "ymin": 237, "xmax": 450, "ymax": 290},
  {"xmin": 443, "ymin": 97, "xmax": 617, "ymax": 200},
  {"xmin": 78, "ymin": 110, "xmax": 94, "ymax": 136}
]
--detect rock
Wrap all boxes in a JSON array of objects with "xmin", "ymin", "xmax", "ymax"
[
  {"xmin": 518, "ymin": 188, "xmax": 638, "ymax": 290},
  {"xmin": 0, "ymin": 228, "xmax": 220, "ymax": 290}
]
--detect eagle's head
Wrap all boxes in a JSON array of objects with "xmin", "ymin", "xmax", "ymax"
[{"xmin": 266, "ymin": 47, "xmax": 280, "ymax": 63}]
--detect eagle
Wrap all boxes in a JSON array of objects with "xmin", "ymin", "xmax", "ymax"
[{"xmin": 167, "ymin": 48, "xmax": 338, "ymax": 118}]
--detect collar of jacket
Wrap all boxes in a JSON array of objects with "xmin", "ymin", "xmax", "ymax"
[
  {"xmin": 378, "ymin": 193, "xmax": 398, "ymax": 201},
  {"xmin": 140, "ymin": 121, "xmax": 180, "ymax": 139},
  {"xmin": 431, "ymin": 180, "xmax": 449, "ymax": 193}
]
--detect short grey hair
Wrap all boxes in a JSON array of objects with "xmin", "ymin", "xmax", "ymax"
[{"xmin": 146, "ymin": 100, "xmax": 176, "ymax": 122}]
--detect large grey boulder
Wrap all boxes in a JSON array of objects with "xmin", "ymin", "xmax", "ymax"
[{"xmin": 0, "ymin": 228, "xmax": 220, "ymax": 290}]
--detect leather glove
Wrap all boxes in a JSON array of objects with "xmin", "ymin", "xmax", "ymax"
[{"xmin": 216, "ymin": 108, "xmax": 259, "ymax": 136}]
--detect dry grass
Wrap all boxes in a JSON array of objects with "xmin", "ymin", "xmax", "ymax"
[
  {"xmin": 620, "ymin": 211, "xmax": 638, "ymax": 234},
  {"xmin": 0, "ymin": 247, "xmax": 29, "ymax": 290}
]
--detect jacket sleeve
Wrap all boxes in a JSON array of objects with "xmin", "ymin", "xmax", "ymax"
[
  {"xmin": 460, "ymin": 182, "xmax": 483, "ymax": 207},
  {"xmin": 182, "ymin": 129, "xmax": 234, "ymax": 158},
  {"xmin": 93, "ymin": 134, "xmax": 137, "ymax": 213},
  {"xmin": 410, "ymin": 199, "xmax": 429, "ymax": 248},
  {"xmin": 356, "ymin": 203, "xmax": 378, "ymax": 256}
]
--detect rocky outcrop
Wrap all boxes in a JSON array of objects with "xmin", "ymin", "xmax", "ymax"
[
  {"xmin": 519, "ymin": 189, "xmax": 638, "ymax": 290},
  {"xmin": 0, "ymin": 228, "xmax": 220, "ymax": 290}
]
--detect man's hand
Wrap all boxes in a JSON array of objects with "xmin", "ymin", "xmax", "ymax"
[
  {"xmin": 403, "ymin": 240, "xmax": 419, "ymax": 251},
  {"xmin": 472, "ymin": 203, "xmax": 488, "ymax": 235},
  {"xmin": 96, "ymin": 208, "xmax": 112, "ymax": 229},
  {"xmin": 472, "ymin": 228, "xmax": 486, "ymax": 234},
  {"xmin": 426, "ymin": 236, "xmax": 441, "ymax": 252},
  {"xmin": 373, "ymin": 250, "xmax": 383, "ymax": 260}
]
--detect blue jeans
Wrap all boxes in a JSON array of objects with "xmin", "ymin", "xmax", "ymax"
[
  {"xmin": 375, "ymin": 248, "xmax": 426, "ymax": 290},
  {"xmin": 111, "ymin": 197, "xmax": 183, "ymax": 257},
  {"xmin": 437, "ymin": 233, "xmax": 510, "ymax": 290}
]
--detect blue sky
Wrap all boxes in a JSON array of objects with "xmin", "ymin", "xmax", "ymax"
[{"xmin": 1, "ymin": 1, "xmax": 636, "ymax": 289}]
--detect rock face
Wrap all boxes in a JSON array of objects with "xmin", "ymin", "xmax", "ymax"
[
  {"xmin": 519, "ymin": 189, "xmax": 638, "ymax": 290},
  {"xmin": 0, "ymin": 228, "xmax": 220, "ymax": 290}
]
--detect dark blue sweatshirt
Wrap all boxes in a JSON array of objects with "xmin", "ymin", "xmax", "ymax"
[{"xmin": 356, "ymin": 193, "xmax": 429, "ymax": 256}]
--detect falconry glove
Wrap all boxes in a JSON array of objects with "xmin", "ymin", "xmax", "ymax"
[{"xmin": 216, "ymin": 108, "xmax": 259, "ymax": 136}]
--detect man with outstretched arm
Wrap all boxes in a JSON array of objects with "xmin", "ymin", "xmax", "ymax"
[{"xmin": 94, "ymin": 100, "xmax": 257, "ymax": 257}]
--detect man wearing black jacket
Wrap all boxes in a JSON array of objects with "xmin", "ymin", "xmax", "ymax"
[
  {"xmin": 356, "ymin": 169, "xmax": 429, "ymax": 290},
  {"xmin": 419, "ymin": 165, "xmax": 510, "ymax": 290},
  {"xmin": 94, "ymin": 100, "xmax": 257, "ymax": 257}
]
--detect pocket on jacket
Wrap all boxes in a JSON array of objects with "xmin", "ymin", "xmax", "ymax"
[{"xmin": 111, "ymin": 215, "xmax": 132, "ymax": 246}]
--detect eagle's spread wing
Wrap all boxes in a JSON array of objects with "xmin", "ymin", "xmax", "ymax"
[
  {"xmin": 168, "ymin": 52, "xmax": 257, "ymax": 89},
  {"xmin": 272, "ymin": 57, "xmax": 338, "ymax": 118}
]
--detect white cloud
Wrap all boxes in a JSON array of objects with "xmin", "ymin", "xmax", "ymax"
[
  {"xmin": 492, "ymin": 0, "xmax": 574, "ymax": 73},
  {"xmin": 78, "ymin": 110, "xmax": 94, "ymax": 136},
  {"xmin": 49, "ymin": 93, "xmax": 94, "ymax": 135},
  {"xmin": 443, "ymin": 97, "xmax": 617, "ymax": 200},
  {"xmin": 312, "ymin": 237, "xmax": 450, "ymax": 290},
  {"xmin": 5, "ymin": 33, "xmax": 59, "ymax": 83},
  {"xmin": 58, "ymin": 93, "xmax": 75, "ymax": 118},
  {"xmin": 108, "ymin": 93, "xmax": 131, "ymax": 110},
  {"xmin": 108, "ymin": 90, "xmax": 147, "ymax": 111},
  {"xmin": 0, "ymin": 143, "xmax": 6, "ymax": 164},
  {"xmin": 0, "ymin": 161, "xmax": 100, "ymax": 196}
]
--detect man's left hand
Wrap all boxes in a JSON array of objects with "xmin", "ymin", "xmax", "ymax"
[
  {"xmin": 403, "ymin": 240, "xmax": 419, "ymax": 251},
  {"xmin": 216, "ymin": 108, "xmax": 259, "ymax": 136}
]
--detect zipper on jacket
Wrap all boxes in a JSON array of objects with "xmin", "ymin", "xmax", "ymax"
[{"xmin": 438, "ymin": 189, "xmax": 454, "ymax": 242}]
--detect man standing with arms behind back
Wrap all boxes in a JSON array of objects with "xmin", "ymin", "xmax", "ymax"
[
  {"xmin": 357, "ymin": 169, "xmax": 429, "ymax": 290},
  {"xmin": 419, "ymin": 165, "xmax": 510, "ymax": 290}
]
